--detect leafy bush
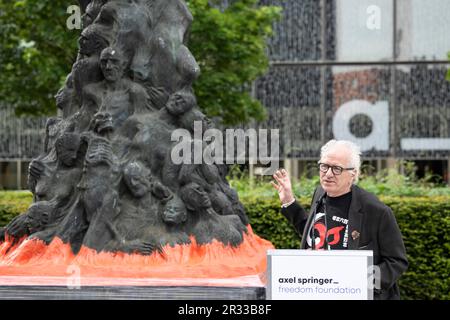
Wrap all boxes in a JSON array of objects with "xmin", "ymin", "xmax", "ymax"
[
  {"xmin": 383, "ymin": 196, "xmax": 450, "ymax": 300},
  {"xmin": 227, "ymin": 159, "xmax": 450, "ymax": 198},
  {"xmin": 0, "ymin": 191, "xmax": 32, "ymax": 226}
]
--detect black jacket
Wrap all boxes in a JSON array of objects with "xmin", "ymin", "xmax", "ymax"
[{"xmin": 281, "ymin": 185, "xmax": 408, "ymax": 300}]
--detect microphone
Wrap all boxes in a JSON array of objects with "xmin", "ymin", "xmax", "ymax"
[{"xmin": 311, "ymin": 191, "xmax": 327, "ymax": 250}]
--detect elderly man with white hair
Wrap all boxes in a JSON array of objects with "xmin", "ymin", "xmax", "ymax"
[{"xmin": 272, "ymin": 139, "xmax": 408, "ymax": 300}]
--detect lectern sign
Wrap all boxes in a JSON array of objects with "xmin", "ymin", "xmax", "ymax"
[{"xmin": 267, "ymin": 250, "xmax": 373, "ymax": 300}]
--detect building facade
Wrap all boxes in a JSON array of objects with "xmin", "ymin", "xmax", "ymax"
[{"xmin": 255, "ymin": 0, "xmax": 450, "ymax": 181}]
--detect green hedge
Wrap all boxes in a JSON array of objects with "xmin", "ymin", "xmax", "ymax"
[
  {"xmin": 0, "ymin": 191, "xmax": 33, "ymax": 227},
  {"xmin": 1, "ymin": 191, "xmax": 449, "ymax": 300}
]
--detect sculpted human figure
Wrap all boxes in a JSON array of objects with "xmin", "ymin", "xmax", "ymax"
[
  {"xmin": 2, "ymin": 200, "xmax": 57, "ymax": 241},
  {"xmin": 0, "ymin": 0, "xmax": 253, "ymax": 255},
  {"xmin": 28, "ymin": 158, "xmax": 48, "ymax": 196},
  {"xmin": 158, "ymin": 89, "xmax": 198, "ymax": 126},
  {"xmin": 130, "ymin": 46, "xmax": 170, "ymax": 110},
  {"xmin": 109, "ymin": 161, "xmax": 160, "ymax": 241},
  {"xmin": 13, "ymin": 133, "xmax": 84, "ymax": 245},
  {"xmin": 88, "ymin": 112, "xmax": 114, "ymax": 142},
  {"xmin": 123, "ymin": 161, "xmax": 153, "ymax": 199},
  {"xmin": 30, "ymin": 117, "xmax": 77, "ymax": 198},
  {"xmin": 180, "ymin": 182, "xmax": 245, "ymax": 246},
  {"xmin": 180, "ymin": 182, "xmax": 215, "ymax": 215},
  {"xmin": 141, "ymin": 0, "xmax": 200, "ymax": 93},
  {"xmin": 71, "ymin": 134, "xmax": 122, "ymax": 251},
  {"xmin": 129, "ymin": 194, "xmax": 191, "ymax": 249},
  {"xmin": 78, "ymin": 134, "xmax": 119, "ymax": 221},
  {"xmin": 121, "ymin": 160, "xmax": 171, "ymax": 219},
  {"xmin": 161, "ymin": 196, "xmax": 187, "ymax": 226},
  {"xmin": 81, "ymin": 0, "xmax": 109, "ymax": 28},
  {"xmin": 42, "ymin": 117, "xmax": 73, "ymax": 154},
  {"xmin": 28, "ymin": 132, "xmax": 83, "ymax": 209},
  {"xmin": 80, "ymin": 47, "xmax": 152, "ymax": 132},
  {"xmin": 55, "ymin": 132, "xmax": 81, "ymax": 169},
  {"xmin": 55, "ymin": 73, "xmax": 79, "ymax": 119},
  {"xmin": 178, "ymin": 108, "xmax": 213, "ymax": 134},
  {"xmin": 103, "ymin": 222, "xmax": 163, "ymax": 255},
  {"xmin": 165, "ymin": 89, "xmax": 196, "ymax": 116},
  {"xmin": 25, "ymin": 201, "xmax": 58, "ymax": 235},
  {"xmin": 156, "ymin": 195, "xmax": 190, "ymax": 246},
  {"xmin": 99, "ymin": 161, "xmax": 169, "ymax": 252},
  {"xmin": 32, "ymin": 133, "xmax": 83, "ymax": 202},
  {"xmin": 73, "ymin": 23, "xmax": 113, "ymax": 104}
]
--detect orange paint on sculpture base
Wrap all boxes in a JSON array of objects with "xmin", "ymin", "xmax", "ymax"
[{"xmin": 0, "ymin": 226, "xmax": 273, "ymax": 287}]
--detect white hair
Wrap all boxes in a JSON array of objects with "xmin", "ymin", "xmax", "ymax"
[{"xmin": 319, "ymin": 139, "xmax": 362, "ymax": 183}]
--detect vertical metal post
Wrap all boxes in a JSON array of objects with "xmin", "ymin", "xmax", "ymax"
[
  {"xmin": 249, "ymin": 162, "xmax": 255, "ymax": 186},
  {"xmin": 16, "ymin": 160, "xmax": 22, "ymax": 190},
  {"xmin": 284, "ymin": 159, "xmax": 299, "ymax": 182},
  {"xmin": 377, "ymin": 158, "xmax": 382, "ymax": 172},
  {"xmin": 390, "ymin": 0, "xmax": 398, "ymax": 172},
  {"xmin": 320, "ymin": 0, "xmax": 327, "ymax": 145},
  {"xmin": 447, "ymin": 158, "xmax": 450, "ymax": 185},
  {"xmin": 16, "ymin": 104, "xmax": 23, "ymax": 190}
]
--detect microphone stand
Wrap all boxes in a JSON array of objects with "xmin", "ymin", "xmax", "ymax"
[{"xmin": 311, "ymin": 192, "xmax": 327, "ymax": 250}]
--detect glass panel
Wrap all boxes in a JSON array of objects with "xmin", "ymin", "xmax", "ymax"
[
  {"xmin": 328, "ymin": 66, "xmax": 392, "ymax": 158},
  {"xmin": 397, "ymin": 0, "xmax": 450, "ymax": 61},
  {"xmin": 260, "ymin": 0, "xmax": 323, "ymax": 61},
  {"xmin": 335, "ymin": 0, "xmax": 393, "ymax": 61},
  {"xmin": 255, "ymin": 66, "xmax": 324, "ymax": 158},
  {"xmin": 396, "ymin": 64, "xmax": 450, "ymax": 158}
]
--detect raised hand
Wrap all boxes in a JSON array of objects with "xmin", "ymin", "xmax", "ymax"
[{"xmin": 271, "ymin": 169, "xmax": 295, "ymax": 205}]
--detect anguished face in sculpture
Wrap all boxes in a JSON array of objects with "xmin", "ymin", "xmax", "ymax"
[
  {"xmin": 55, "ymin": 133, "xmax": 80, "ymax": 167},
  {"xmin": 82, "ymin": 0, "xmax": 106, "ymax": 28},
  {"xmin": 78, "ymin": 25, "xmax": 110, "ymax": 56},
  {"xmin": 92, "ymin": 112, "xmax": 113, "ymax": 133},
  {"xmin": 179, "ymin": 109, "xmax": 213, "ymax": 133},
  {"xmin": 100, "ymin": 47, "xmax": 127, "ymax": 82},
  {"xmin": 123, "ymin": 162, "xmax": 152, "ymax": 198},
  {"xmin": 181, "ymin": 182, "xmax": 212, "ymax": 211},
  {"xmin": 55, "ymin": 74, "xmax": 74, "ymax": 111},
  {"xmin": 166, "ymin": 91, "xmax": 196, "ymax": 116},
  {"xmin": 162, "ymin": 196, "xmax": 187, "ymax": 225},
  {"xmin": 26, "ymin": 201, "xmax": 53, "ymax": 234}
]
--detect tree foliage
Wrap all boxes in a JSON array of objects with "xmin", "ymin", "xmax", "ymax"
[
  {"xmin": 0, "ymin": 0, "xmax": 281, "ymax": 125},
  {"xmin": 0, "ymin": 0, "xmax": 78, "ymax": 116},
  {"xmin": 187, "ymin": 0, "xmax": 280, "ymax": 125}
]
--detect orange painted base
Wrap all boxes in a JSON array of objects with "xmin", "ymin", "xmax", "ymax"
[{"xmin": 0, "ymin": 226, "xmax": 273, "ymax": 287}]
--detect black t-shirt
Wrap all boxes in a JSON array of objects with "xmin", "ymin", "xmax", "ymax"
[{"xmin": 305, "ymin": 191, "xmax": 351, "ymax": 250}]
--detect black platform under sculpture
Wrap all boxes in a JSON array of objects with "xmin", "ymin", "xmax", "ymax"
[{"xmin": 1, "ymin": 0, "xmax": 257, "ymax": 260}]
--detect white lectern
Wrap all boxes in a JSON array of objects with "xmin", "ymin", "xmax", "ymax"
[{"xmin": 267, "ymin": 249, "xmax": 374, "ymax": 300}]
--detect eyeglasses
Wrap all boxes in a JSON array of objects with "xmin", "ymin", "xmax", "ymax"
[{"xmin": 318, "ymin": 163, "xmax": 354, "ymax": 175}]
